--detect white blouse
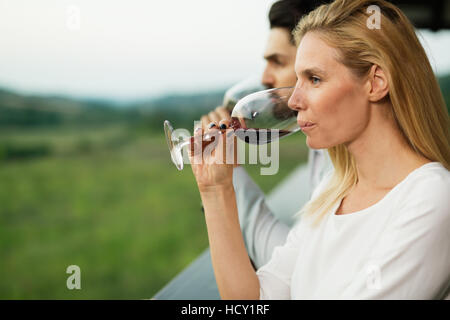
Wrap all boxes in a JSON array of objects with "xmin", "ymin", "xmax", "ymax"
[{"xmin": 256, "ymin": 162, "xmax": 450, "ymax": 299}]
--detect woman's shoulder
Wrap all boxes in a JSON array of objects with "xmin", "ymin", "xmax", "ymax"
[
  {"xmin": 399, "ymin": 162, "xmax": 450, "ymax": 196},
  {"xmin": 392, "ymin": 162, "xmax": 449, "ymax": 224}
]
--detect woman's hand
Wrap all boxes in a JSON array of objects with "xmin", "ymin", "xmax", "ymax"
[
  {"xmin": 189, "ymin": 119, "xmax": 260, "ymax": 299},
  {"xmin": 196, "ymin": 105, "xmax": 240, "ymax": 168},
  {"xmin": 189, "ymin": 120, "xmax": 236, "ymax": 193},
  {"xmin": 199, "ymin": 106, "xmax": 231, "ymax": 130}
]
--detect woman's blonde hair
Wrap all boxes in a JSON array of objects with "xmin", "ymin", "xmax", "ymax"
[{"xmin": 293, "ymin": 0, "xmax": 450, "ymax": 225}]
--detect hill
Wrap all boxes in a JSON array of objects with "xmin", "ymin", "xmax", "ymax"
[
  {"xmin": 0, "ymin": 87, "xmax": 225, "ymax": 130},
  {"xmin": 0, "ymin": 75, "xmax": 448, "ymax": 130}
]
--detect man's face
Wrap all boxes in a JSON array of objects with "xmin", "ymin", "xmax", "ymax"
[{"xmin": 262, "ymin": 27, "xmax": 298, "ymax": 89}]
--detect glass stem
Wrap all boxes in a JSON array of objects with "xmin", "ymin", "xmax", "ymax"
[{"xmin": 176, "ymin": 138, "xmax": 191, "ymax": 151}]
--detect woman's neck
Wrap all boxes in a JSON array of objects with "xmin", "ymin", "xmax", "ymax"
[{"xmin": 346, "ymin": 102, "xmax": 430, "ymax": 191}]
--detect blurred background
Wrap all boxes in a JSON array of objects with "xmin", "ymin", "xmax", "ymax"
[{"xmin": 0, "ymin": 0, "xmax": 449, "ymax": 299}]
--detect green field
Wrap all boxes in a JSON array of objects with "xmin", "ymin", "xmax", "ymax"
[{"xmin": 0, "ymin": 125, "xmax": 308, "ymax": 299}]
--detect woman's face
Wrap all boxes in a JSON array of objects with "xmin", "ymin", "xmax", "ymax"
[{"xmin": 288, "ymin": 32, "xmax": 370, "ymax": 149}]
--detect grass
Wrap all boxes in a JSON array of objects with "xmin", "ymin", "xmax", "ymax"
[{"xmin": 0, "ymin": 125, "xmax": 308, "ymax": 299}]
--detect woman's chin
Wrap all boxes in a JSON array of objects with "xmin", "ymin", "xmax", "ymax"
[
  {"xmin": 306, "ymin": 137, "xmax": 319, "ymax": 149},
  {"xmin": 306, "ymin": 137, "xmax": 330, "ymax": 150}
]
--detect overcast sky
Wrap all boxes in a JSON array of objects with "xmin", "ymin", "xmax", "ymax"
[{"xmin": 0, "ymin": 0, "xmax": 449, "ymax": 102}]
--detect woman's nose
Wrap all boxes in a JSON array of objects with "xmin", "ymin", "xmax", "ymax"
[{"xmin": 288, "ymin": 85, "xmax": 304, "ymax": 111}]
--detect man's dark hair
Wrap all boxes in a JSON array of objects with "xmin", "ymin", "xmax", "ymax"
[{"xmin": 269, "ymin": 0, "xmax": 331, "ymax": 42}]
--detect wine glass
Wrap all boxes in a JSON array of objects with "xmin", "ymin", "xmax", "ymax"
[
  {"xmin": 164, "ymin": 86, "xmax": 299, "ymax": 170},
  {"xmin": 164, "ymin": 77, "xmax": 264, "ymax": 171},
  {"xmin": 222, "ymin": 76, "xmax": 265, "ymax": 112},
  {"xmin": 230, "ymin": 86, "xmax": 299, "ymax": 144}
]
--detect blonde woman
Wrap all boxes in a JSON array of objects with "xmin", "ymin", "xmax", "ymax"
[{"xmin": 189, "ymin": 0, "xmax": 450, "ymax": 299}]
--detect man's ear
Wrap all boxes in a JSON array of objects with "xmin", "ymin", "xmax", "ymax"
[{"xmin": 367, "ymin": 64, "xmax": 389, "ymax": 102}]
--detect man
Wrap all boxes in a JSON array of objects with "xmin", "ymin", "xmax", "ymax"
[{"xmin": 200, "ymin": 0, "xmax": 332, "ymax": 269}]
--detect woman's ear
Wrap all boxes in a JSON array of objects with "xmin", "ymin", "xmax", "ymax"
[{"xmin": 367, "ymin": 64, "xmax": 389, "ymax": 102}]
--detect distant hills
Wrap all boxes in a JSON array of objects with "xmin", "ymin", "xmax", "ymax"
[
  {"xmin": 0, "ymin": 88, "xmax": 133, "ymax": 127},
  {"xmin": 0, "ymin": 74, "xmax": 448, "ymax": 130},
  {"xmin": 129, "ymin": 90, "xmax": 226, "ymax": 130},
  {"xmin": 0, "ymin": 86, "xmax": 225, "ymax": 130}
]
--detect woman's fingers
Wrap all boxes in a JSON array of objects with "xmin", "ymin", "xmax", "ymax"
[
  {"xmin": 201, "ymin": 106, "xmax": 230, "ymax": 130},
  {"xmin": 208, "ymin": 110, "xmax": 221, "ymax": 123},
  {"xmin": 218, "ymin": 119, "xmax": 239, "ymax": 167},
  {"xmin": 206, "ymin": 121, "xmax": 219, "ymax": 135},
  {"xmin": 204, "ymin": 121, "xmax": 219, "ymax": 140},
  {"xmin": 216, "ymin": 106, "xmax": 231, "ymax": 120},
  {"xmin": 200, "ymin": 115, "xmax": 210, "ymax": 129},
  {"xmin": 195, "ymin": 119, "xmax": 236, "ymax": 165},
  {"xmin": 208, "ymin": 121, "xmax": 218, "ymax": 129},
  {"xmin": 190, "ymin": 121, "xmax": 237, "ymax": 169},
  {"xmin": 218, "ymin": 119, "xmax": 231, "ymax": 130},
  {"xmin": 190, "ymin": 107, "xmax": 235, "ymax": 188},
  {"xmin": 190, "ymin": 126, "xmax": 203, "ymax": 157}
]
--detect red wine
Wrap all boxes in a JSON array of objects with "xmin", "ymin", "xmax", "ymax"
[
  {"xmin": 234, "ymin": 128, "xmax": 292, "ymax": 145},
  {"xmin": 188, "ymin": 117, "xmax": 293, "ymax": 155},
  {"xmin": 231, "ymin": 117, "xmax": 292, "ymax": 145}
]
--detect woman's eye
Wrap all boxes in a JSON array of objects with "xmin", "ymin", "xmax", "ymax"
[{"xmin": 310, "ymin": 76, "xmax": 320, "ymax": 85}]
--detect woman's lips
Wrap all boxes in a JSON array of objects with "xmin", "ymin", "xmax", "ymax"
[{"xmin": 298, "ymin": 120, "xmax": 316, "ymax": 131}]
